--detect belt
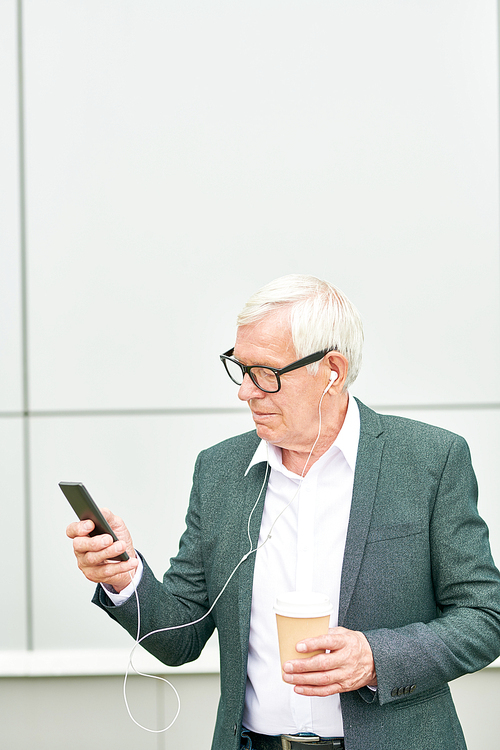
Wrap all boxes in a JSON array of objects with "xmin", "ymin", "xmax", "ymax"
[{"xmin": 244, "ymin": 730, "xmax": 344, "ymax": 750}]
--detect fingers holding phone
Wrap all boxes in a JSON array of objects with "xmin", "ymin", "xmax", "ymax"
[
  {"xmin": 67, "ymin": 512, "xmax": 138, "ymax": 591},
  {"xmin": 62, "ymin": 483, "xmax": 138, "ymax": 592}
]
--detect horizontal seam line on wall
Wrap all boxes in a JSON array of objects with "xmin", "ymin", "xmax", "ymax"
[
  {"xmin": 0, "ymin": 407, "xmax": 249, "ymax": 418},
  {"xmin": 0, "ymin": 403, "xmax": 500, "ymax": 419},
  {"xmin": 372, "ymin": 402, "xmax": 500, "ymax": 412}
]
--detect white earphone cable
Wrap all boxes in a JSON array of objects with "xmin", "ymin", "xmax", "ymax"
[{"xmin": 123, "ymin": 383, "xmax": 331, "ymax": 732}]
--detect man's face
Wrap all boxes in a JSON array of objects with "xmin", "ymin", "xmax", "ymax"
[{"xmin": 233, "ymin": 311, "xmax": 330, "ymax": 453}]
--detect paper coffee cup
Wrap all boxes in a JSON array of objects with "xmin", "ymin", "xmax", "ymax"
[{"xmin": 274, "ymin": 591, "xmax": 333, "ymax": 669}]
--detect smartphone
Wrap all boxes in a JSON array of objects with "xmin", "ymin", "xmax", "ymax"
[{"xmin": 59, "ymin": 481, "xmax": 129, "ymax": 562}]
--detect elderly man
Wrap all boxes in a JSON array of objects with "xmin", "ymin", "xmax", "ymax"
[{"xmin": 67, "ymin": 275, "xmax": 500, "ymax": 750}]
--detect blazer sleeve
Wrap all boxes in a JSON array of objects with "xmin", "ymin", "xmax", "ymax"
[{"xmin": 362, "ymin": 434, "xmax": 500, "ymax": 705}]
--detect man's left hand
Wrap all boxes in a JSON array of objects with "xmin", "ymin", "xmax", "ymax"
[{"xmin": 282, "ymin": 627, "xmax": 377, "ymax": 696}]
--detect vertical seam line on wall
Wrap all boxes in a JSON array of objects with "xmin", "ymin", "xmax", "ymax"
[
  {"xmin": 497, "ymin": 0, "xmax": 500, "ymax": 315},
  {"xmin": 498, "ymin": 0, "xmax": 500, "ymax": 306},
  {"xmin": 17, "ymin": 0, "xmax": 33, "ymax": 651}
]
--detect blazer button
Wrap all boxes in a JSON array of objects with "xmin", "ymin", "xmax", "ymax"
[
  {"xmin": 233, "ymin": 724, "xmax": 238, "ymax": 735},
  {"xmin": 391, "ymin": 688, "xmax": 398, "ymax": 697},
  {"xmin": 410, "ymin": 685, "xmax": 416, "ymax": 693}
]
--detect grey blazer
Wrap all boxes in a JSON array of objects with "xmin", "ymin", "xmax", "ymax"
[{"xmin": 94, "ymin": 399, "xmax": 500, "ymax": 750}]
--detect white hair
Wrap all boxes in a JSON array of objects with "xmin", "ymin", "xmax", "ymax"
[{"xmin": 237, "ymin": 274, "xmax": 364, "ymax": 390}]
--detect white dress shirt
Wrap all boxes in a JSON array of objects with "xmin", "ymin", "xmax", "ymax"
[
  {"xmin": 104, "ymin": 397, "xmax": 360, "ymax": 738},
  {"xmin": 242, "ymin": 396, "xmax": 360, "ymax": 736}
]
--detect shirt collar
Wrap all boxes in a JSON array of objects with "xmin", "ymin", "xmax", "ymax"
[{"xmin": 244, "ymin": 394, "xmax": 360, "ymax": 476}]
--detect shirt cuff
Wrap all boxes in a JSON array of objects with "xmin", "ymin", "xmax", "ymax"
[{"xmin": 100, "ymin": 555, "xmax": 144, "ymax": 605}]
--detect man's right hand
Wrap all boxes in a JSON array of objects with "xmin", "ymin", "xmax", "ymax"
[{"xmin": 66, "ymin": 508, "xmax": 139, "ymax": 593}]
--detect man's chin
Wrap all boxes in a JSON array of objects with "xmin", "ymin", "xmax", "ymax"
[
  {"xmin": 254, "ymin": 423, "xmax": 269, "ymax": 439},
  {"xmin": 254, "ymin": 423, "xmax": 282, "ymax": 445}
]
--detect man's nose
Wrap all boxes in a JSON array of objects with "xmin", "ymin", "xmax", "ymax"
[{"xmin": 238, "ymin": 374, "xmax": 264, "ymax": 402}]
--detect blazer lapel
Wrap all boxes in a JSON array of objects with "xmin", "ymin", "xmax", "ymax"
[
  {"xmin": 237, "ymin": 459, "xmax": 270, "ymax": 658},
  {"xmin": 338, "ymin": 399, "xmax": 385, "ymax": 626}
]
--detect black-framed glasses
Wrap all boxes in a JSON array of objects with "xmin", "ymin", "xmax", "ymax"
[{"xmin": 220, "ymin": 347, "xmax": 335, "ymax": 393}]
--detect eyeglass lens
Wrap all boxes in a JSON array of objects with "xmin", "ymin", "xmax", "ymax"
[{"xmin": 224, "ymin": 358, "xmax": 279, "ymax": 392}]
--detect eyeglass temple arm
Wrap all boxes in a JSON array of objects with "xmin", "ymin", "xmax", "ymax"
[{"xmin": 278, "ymin": 348, "xmax": 335, "ymax": 376}]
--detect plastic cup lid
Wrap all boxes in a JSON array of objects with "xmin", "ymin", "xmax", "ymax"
[{"xmin": 273, "ymin": 591, "xmax": 333, "ymax": 618}]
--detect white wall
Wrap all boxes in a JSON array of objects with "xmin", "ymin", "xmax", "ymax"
[{"xmin": 1, "ymin": 1, "xmax": 499, "ymax": 748}]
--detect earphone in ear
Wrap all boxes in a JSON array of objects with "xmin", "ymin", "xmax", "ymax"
[{"xmin": 322, "ymin": 370, "xmax": 338, "ymax": 395}]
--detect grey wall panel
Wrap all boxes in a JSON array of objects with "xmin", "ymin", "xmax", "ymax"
[
  {"xmin": 0, "ymin": 673, "xmax": 219, "ymax": 750},
  {"xmin": 0, "ymin": 418, "xmax": 27, "ymax": 648},
  {"xmin": 0, "ymin": 0, "xmax": 22, "ymax": 412},
  {"xmin": 450, "ymin": 669, "xmax": 500, "ymax": 750},
  {"xmin": 29, "ymin": 411, "xmax": 252, "ymax": 648},
  {"xmin": 22, "ymin": 1, "xmax": 499, "ymax": 411}
]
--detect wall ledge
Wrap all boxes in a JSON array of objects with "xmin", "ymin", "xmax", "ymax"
[{"xmin": 0, "ymin": 640, "xmax": 220, "ymax": 677}]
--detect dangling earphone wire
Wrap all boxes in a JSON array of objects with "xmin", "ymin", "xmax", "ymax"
[{"xmin": 123, "ymin": 374, "xmax": 335, "ymax": 732}]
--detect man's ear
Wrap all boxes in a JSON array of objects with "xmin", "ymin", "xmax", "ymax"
[{"xmin": 324, "ymin": 352, "xmax": 349, "ymax": 392}]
